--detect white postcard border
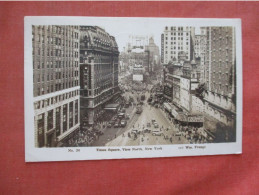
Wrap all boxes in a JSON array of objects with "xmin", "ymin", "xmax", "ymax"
[{"xmin": 24, "ymin": 17, "xmax": 242, "ymax": 162}]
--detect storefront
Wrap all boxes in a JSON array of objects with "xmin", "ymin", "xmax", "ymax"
[
  {"xmin": 104, "ymin": 103, "xmax": 120, "ymax": 111},
  {"xmin": 163, "ymin": 102, "xmax": 175, "ymax": 121}
]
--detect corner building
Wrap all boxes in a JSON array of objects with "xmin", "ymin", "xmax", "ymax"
[
  {"xmin": 204, "ymin": 27, "xmax": 236, "ymax": 137},
  {"xmin": 79, "ymin": 26, "xmax": 119, "ymax": 126},
  {"xmin": 32, "ymin": 25, "xmax": 80, "ymax": 147}
]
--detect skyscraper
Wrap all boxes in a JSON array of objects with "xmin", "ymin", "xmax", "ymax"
[
  {"xmin": 32, "ymin": 25, "xmax": 80, "ymax": 147},
  {"xmin": 79, "ymin": 26, "xmax": 119, "ymax": 126},
  {"xmin": 161, "ymin": 26, "xmax": 195, "ymax": 64},
  {"xmin": 204, "ymin": 27, "xmax": 236, "ymax": 130}
]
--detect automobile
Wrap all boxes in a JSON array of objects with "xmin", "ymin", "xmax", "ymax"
[
  {"xmin": 107, "ymin": 123, "xmax": 112, "ymax": 128},
  {"xmin": 148, "ymin": 98, "xmax": 152, "ymax": 103},
  {"xmin": 125, "ymin": 114, "xmax": 130, "ymax": 120},
  {"xmin": 114, "ymin": 122, "xmax": 120, "ymax": 128},
  {"xmin": 109, "ymin": 120, "xmax": 115, "ymax": 125},
  {"xmin": 136, "ymin": 106, "xmax": 142, "ymax": 114},
  {"xmin": 152, "ymin": 130, "xmax": 164, "ymax": 136},
  {"xmin": 153, "ymin": 123, "xmax": 159, "ymax": 128},
  {"xmin": 143, "ymin": 128, "xmax": 151, "ymax": 133},
  {"xmin": 120, "ymin": 120, "xmax": 127, "ymax": 127},
  {"xmin": 131, "ymin": 129, "xmax": 140, "ymax": 134},
  {"xmin": 118, "ymin": 113, "xmax": 125, "ymax": 119},
  {"xmin": 175, "ymin": 132, "xmax": 182, "ymax": 136},
  {"xmin": 139, "ymin": 101, "xmax": 144, "ymax": 105}
]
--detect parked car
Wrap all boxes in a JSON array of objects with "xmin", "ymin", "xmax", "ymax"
[
  {"xmin": 120, "ymin": 120, "xmax": 127, "ymax": 127},
  {"xmin": 143, "ymin": 128, "xmax": 151, "ymax": 133},
  {"xmin": 175, "ymin": 132, "xmax": 182, "ymax": 136},
  {"xmin": 136, "ymin": 106, "xmax": 142, "ymax": 114},
  {"xmin": 152, "ymin": 130, "xmax": 164, "ymax": 136},
  {"xmin": 114, "ymin": 122, "xmax": 120, "ymax": 128},
  {"xmin": 125, "ymin": 114, "xmax": 130, "ymax": 120},
  {"xmin": 154, "ymin": 122, "xmax": 159, "ymax": 128},
  {"xmin": 131, "ymin": 129, "xmax": 140, "ymax": 134},
  {"xmin": 107, "ymin": 123, "xmax": 112, "ymax": 128},
  {"xmin": 108, "ymin": 120, "xmax": 115, "ymax": 126},
  {"xmin": 118, "ymin": 112, "xmax": 125, "ymax": 119}
]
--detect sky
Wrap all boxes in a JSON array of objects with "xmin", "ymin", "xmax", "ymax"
[
  {"xmin": 67, "ymin": 17, "xmax": 220, "ymax": 52},
  {"xmin": 29, "ymin": 17, "xmax": 238, "ymax": 53}
]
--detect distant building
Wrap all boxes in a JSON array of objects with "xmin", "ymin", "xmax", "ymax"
[
  {"xmin": 204, "ymin": 27, "xmax": 236, "ymax": 129},
  {"xmin": 163, "ymin": 62, "xmax": 183, "ymax": 101},
  {"xmin": 132, "ymin": 64, "xmax": 145, "ymax": 82},
  {"xmin": 79, "ymin": 26, "xmax": 119, "ymax": 126},
  {"xmin": 161, "ymin": 26, "xmax": 195, "ymax": 64},
  {"xmin": 127, "ymin": 35, "xmax": 149, "ymax": 53},
  {"xmin": 32, "ymin": 25, "xmax": 80, "ymax": 147},
  {"xmin": 194, "ymin": 27, "xmax": 207, "ymax": 82},
  {"xmin": 145, "ymin": 36, "xmax": 160, "ymax": 71}
]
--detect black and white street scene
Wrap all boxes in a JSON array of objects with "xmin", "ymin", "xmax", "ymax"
[{"xmin": 32, "ymin": 21, "xmax": 237, "ymax": 148}]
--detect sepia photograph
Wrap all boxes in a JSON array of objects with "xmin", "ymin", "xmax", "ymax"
[{"xmin": 24, "ymin": 17, "xmax": 242, "ymax": 161}]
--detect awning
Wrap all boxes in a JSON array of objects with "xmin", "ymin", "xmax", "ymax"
[
  {"xmin": 104, "ymin": 103, "xmax": 120, "ymax": 110},
  {"xmin": 163, "ymin": 102, "xmax": 172, "ymax": 112},
  {"xmin": 187, "ymin": 115, "xmax": 204, "ymax": 123},
  {"xmin": 171, "ymin": 108, "xmax": 178, "ymax": 118}
]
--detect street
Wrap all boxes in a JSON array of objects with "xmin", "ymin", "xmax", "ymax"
[{"xmin": 91, "ymin": 90, "xmax": 189, "ymax": 147}]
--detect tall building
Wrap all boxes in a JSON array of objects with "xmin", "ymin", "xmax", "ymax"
[
  {"xmin": 204, "ymin": 27, "xmax": 236, "ymax": 129},
  {"xmin": 161, "ymin": 26, "xmax": 195, "ymax": 64},
  {"xmin": 32, "ymin": 25, "xmax": 80, "ymax": 147},
  {"xmin": 194, "ymin": 27, "xmax": 207, "ymax": 83},
  {"xmin": 127, "ymin": 35, "xmax": 149, "ymax": 52},
  {"xmin": 145, "ymin": 36, "xmax": 160, "ymax": 71},
  {"xmin": 79, "ymin": 26, "xmax": 119, "ymax": 126}
]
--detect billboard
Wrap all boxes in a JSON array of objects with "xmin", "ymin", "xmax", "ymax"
[{"xmin": 133, "ymin": 74, "xmax": 143, "ymax": 81}]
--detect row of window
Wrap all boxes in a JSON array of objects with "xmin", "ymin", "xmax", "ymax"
[
  {"xmin": 35, "ymin": 80, "xmax": 79, "ymax": 96},
  {"xmin": 33, "ymin": 34, "xmax": 79, "ymax": 47},
  {"xmin": 165, "ymin": 32, "xmax": 189, "ymax": 38},
  {"xmin": 33, "ymin": 47, "xmax": 79, "ymax": 58},
  {"xmin": 34, "ymin": 70, "xmax": 79, "ymax": 83},
  {"xmin": 165, "ymin": 27, "xmax": 190, "ymax": 31},
  {"xmin": 165, "ymin": 49, "xmax": 188, "ymax": 54},
  {"xmin": 33, "ymin": 60, "xmax": 79, "ymax": 69},
  {"xmin": 211, "ymin": 83, "xmax": 230, "ymax": 93},
  {"xmin": 33, "ymin": 25, "xmax": 79, "ymax": 39},
  {"xmin": 34, "ymin": 90, "xmax": 79, "ymax": 110}
]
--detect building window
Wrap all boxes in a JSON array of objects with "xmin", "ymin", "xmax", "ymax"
[
  {"xmin": 63, "ymin": 104, "xmax": 67, "ymax": 132},
  {"xmin": 56, "ymin": 107, "xmax": 61, "ymax": 136}
]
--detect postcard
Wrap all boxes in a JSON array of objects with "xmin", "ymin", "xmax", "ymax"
[{"xmin": 24, "ymin": 17, "xmax": 242, "ymax": 162}]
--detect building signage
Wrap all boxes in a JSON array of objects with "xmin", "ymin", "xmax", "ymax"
[
  {"xmin": 187, "ymin": 115, "xmax": 204, "ymax": 122},
  {"xmin": 133, "ymin": 74, "xmax": 143, "ymax": 81}
]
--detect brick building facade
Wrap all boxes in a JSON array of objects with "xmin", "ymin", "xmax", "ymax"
[{"xmin": 204, "ymin": 27, "xmax": 236, "ymax": 129}]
